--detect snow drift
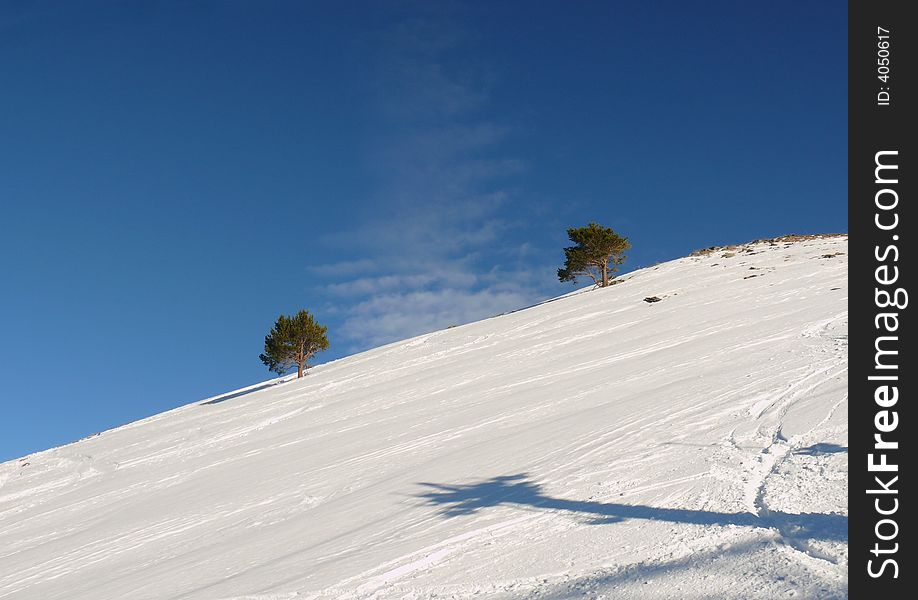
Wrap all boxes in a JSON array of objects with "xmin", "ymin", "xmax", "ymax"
[{"xmin": 0, "ymin": 235, "xmax": 848, "ymax": 599}]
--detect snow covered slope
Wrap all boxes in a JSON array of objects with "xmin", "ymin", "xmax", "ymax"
[{"xmin": 0, "ymin": 236, "xmax": 848, "ymax": 600}]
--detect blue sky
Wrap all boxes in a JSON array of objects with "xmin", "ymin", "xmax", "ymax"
[{"xmin": 0, "ymin": 1, "xmax": 846, "ymax": 462}]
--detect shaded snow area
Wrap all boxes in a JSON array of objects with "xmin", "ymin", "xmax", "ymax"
[{"xmin": 0, "ymin": 236, "xmax": 848, "ymax": 600}]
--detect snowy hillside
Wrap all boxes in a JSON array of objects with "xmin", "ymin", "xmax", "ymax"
[{"xmin": 0, "ymin": 235, "xmax": 848, "ymax": 600}]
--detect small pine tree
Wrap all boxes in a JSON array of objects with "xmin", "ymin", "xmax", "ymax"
[
  {"xmin": 259, "ymin": 310, "xmax": 330, "ymax": 378},
  {"xmin": 557, "ymin": 222, "xmax": 630, "ymax": 287}
]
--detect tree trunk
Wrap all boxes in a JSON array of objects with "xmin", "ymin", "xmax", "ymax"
[
  {"xmin": 601, "ymin": 261, "xmax": 609, "ymax": 287},
  {"xmin": 297, "ymin": 342, "xmax": 305, "ymax": 378}
]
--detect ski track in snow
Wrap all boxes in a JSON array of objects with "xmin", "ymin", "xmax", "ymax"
[{"xmin": 0, "ymin": 236, "xmax": 848, "ymax": 599}]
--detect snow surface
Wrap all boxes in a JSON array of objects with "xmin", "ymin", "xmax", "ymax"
[{"xmin": 0, "ymin": 236, "xmax": 848, "ymax": 600}]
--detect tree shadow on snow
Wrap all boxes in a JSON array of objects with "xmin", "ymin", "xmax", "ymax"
[
  {"xmin": 795, "ymin": 443, "xmax": 847, "ymax": 456},
  {"xmin": 527, "ymin": 539, "xmax": 847, "ymax": 600},
  {"xmin": 416, "ymin": 474, "xmax": 846, "ymax": 543},
  {"xmin": 200, "ymin": 381, "xmax": 278, "ymax": 405}
]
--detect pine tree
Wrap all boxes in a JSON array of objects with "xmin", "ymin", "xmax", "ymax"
[
  {"xmin": 557, "ymin": 222, "xmax": 630, "ymax": 287},
  {"xmin": 259, "ymin": 310, "xmax": 330, "ymax": 378}
]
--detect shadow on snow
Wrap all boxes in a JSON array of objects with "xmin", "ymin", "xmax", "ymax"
[
  {"xmin": 201, "ymin": 381, "xmax": 278, "ymax": 405},
  {"xmin": 529, "ymin": 538, "xmax": 847, "ymax": 600},
  {"xmin": 416, "ymin": 473, "xmax": 846, "ymax": 542},
  {"xmin": 794, "ymin": 443, "xmax": 847, "ymax": 456}
]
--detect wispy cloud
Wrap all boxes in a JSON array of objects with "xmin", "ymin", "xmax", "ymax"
[
  {"xmin": 338, "ymin": 287, "xmax": 534, "ymax": 349},
  {"xmin": 314, "ymin": 12, "xmax": 551, "ymax": 351}
]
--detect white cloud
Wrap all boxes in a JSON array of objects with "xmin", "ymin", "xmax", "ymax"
[
  {"xmin": 338, "ymin": 287, "xmax": 534, "ymax": 349},
  {"xmin": 325, "ymin": 271, "xmax": 478, "ymax": 297},
  {"xmin": 307, "ymin": 259, "xmax": 379, "ymax": 278},
  {"xmin": 314, "ymin": 14, "xmax": 549, "ymax": 351}
]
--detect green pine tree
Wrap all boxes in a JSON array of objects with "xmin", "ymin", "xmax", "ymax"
[
  {"xmin": 259, "ymin": 310, "xmax": 330, "ymax": 378},
  {"xmin": 557, "ymin": 222, "xmax": 630, "ymax": 287}
]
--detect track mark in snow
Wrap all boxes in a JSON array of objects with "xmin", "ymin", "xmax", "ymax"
[{"xmin": 327, "ymin": 515, "xmax": 537, "ymax": 598}]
